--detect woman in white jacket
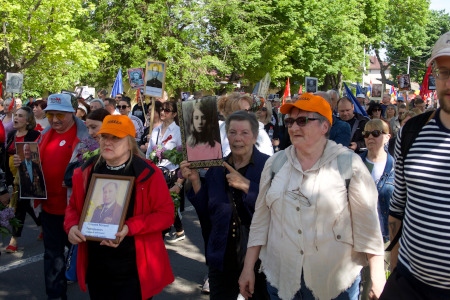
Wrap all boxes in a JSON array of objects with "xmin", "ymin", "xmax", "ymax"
[{"xmin": 239, "ymin": 93, "xmax": 385, "ymax": 300}]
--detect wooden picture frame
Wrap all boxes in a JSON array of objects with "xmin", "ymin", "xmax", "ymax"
[
  {"xmin": 16, "ymin": 142, "xmax": 47, "ymax": 200},
  {"xmin": 178, "ymin": 98, "xmax": 224, "ymax": 168},
  {"xmin": 79, "ymin": 174, "xmax": 134, "ymax": 242},
  {"xmin": 144, "ymin": 60, "xmax": 166, "ymax": 98}
]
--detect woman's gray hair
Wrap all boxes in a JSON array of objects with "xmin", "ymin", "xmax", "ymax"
[
  {"xmin": 225, "ymin": 110, "xmax": 259, "ymax": 139},
  {"xmin": 90, "ymin": 99, "xmax": 105, "ymax": 108},
  {"xmin": 288, "ymin": 110, "xmax": 331, "ymax": 138}
]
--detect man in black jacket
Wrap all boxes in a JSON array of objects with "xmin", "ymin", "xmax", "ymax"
[{"xmin": 337, "ymin": 97, "xmax": 369, "ymax": 153}]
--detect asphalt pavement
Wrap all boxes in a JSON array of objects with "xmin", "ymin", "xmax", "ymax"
[{"xmin": 0, "ymin": 203, "xmax": 210, "ymax": 300}]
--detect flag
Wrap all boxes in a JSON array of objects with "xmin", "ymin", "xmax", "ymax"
[
  {"xmin": 298, "ymin": 85, "xmax": 303, "ymax": 95},
  {"xmin": 8, "ymin": 96, "xmax": 15, "ymax": 111},
  {"xmin": 356, "ymin": 83, "xmax": 364, "ymax": 96},
  {"xmin": 420, "ymin": 65, "xmax": 432, "ymax": 100},
  {"xmin": 111, "ymin": 68, "xmax": 123, "ymax": 98},
  {"xmin": 343, "ymin": 82, "xmax": 368, "ymax": 117},
  {"xmin": 252, "ymin": 81, "xmax": 260, "ymax": 95},
  {"xmin": 282, "ymin": 78, "xmax": 291, "ymax": 105},
  {"xmin": 390, "ymin": 86, "xmax": 397, "ymax": 97}
]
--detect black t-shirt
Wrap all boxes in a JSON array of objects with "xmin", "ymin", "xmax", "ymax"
[{"xmin": 86, "ymin": 160, "xmax": 138, "ymax": 283}]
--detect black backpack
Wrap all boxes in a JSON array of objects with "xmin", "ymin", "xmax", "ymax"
[{"xmin": 386, "ymin": 110, "xmax": 435, "ymax": 251}]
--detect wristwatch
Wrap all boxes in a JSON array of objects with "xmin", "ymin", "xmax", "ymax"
[{"xmin": 174, "ymin": 182, "xmax": 183, "ymax": 189}]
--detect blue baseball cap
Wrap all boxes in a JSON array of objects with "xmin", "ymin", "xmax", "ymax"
[{"xmin": 44, "ymin": 94, "xmax": 75, "ymax": 112}]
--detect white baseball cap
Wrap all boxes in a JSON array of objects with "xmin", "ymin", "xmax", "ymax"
[
  {"xmin": 356, "ymin": 93, "xmax": 365, "ymax": 98},
  {"xmin": 426, "ymin": 31, "xmax": 450, "ymax": 66}
]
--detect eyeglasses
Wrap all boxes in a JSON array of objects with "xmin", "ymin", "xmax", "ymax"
[
  {"xmin": 284, "ymin": 116, "xmax": 318, "ymax": 128},
  {"xmin": 362, "ymin": 130, "xmax": 386, "ymax": 138},
  {"xmin": 45, "ymin": 112, "xmax": 66, "ymax": 121},
  {"xmin": 116, "ymin": 105, "xmax": 129, "ymax": 110},
  {"xmin": 261, "ymin": 107, "xmax": 267, "ymax": 112},
  {"xmin": 433, "ymin": 68, "xmax": 450, "ymax": 80},
  {"xmin": 115, "ymin": 96, "xmax": 122, "ymax": 99},
  {"xmin": 160, "ymin": 108, "xmax": 173, "ymax": 113},
  {"xmin": 372, "ymin": 108, "xmax": 382, "ymax": 112}
]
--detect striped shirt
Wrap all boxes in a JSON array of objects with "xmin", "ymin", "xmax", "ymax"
[{"xmin": 390, "ymin": 109, "xmax": 450, "ymax": 290}]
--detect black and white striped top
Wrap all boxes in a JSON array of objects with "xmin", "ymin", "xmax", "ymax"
[{"xmin": 390, "ymin": 109, "xmax": 450, "ymax": 290}]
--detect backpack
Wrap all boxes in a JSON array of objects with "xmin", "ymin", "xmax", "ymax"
[
  {"xmin": 270, "ymin": 149, "xmax": 353, "ymax": 190},
  {"xmin": 386, "ymin": 110, "xmax": 435, "ymax": 251}
]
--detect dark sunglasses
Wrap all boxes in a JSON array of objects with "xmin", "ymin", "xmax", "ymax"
[
  {"xmin": 160, "ymin": 108, "xmax": 173, "ymax": 113},
  {"xmin": 284, "ymin": 116, "xmax": 318, "ymax": 128},
  {"xmin": 261, "ymin": 107, "xmax": 267, "ymax": 111},
  {"xmin": 372, "ymin": 108, "xmax": 382, "ymax": 112},
  {"xmin": 362, "ymin": 130, "xmax": 386, "ymax": 138},
  {"xmin": 116, "ymin": 105, "xmax": 129, "ymax": 110}
]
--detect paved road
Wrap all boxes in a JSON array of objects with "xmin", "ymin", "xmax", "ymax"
[{"xmin": 0, "ymin": 204, "xmax": 210, "ymax": 300}]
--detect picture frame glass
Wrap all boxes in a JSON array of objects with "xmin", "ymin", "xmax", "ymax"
[
  {"xmin": 178, "ymin": 98, "xmax": 224, "ymax": 168},
  {"xmin": 79, "ymin": 174, "xmax": 134, "ymax": 242}
]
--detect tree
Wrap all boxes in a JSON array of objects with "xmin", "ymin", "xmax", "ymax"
[{"xmin": 0, "ymin": 0, "xmax": 108, "ymax": 96}]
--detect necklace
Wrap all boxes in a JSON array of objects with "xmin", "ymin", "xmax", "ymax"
[{"xmin": 106, "ymin": 163, "xmax": 126, "ymax": 170}]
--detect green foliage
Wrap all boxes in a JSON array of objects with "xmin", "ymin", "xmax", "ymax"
[{"xmin": 0, "ymin": 0, "xmax": 108, "ymax": 95}]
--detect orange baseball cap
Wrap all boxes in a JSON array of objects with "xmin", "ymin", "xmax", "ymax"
[
  {"xmin": 280, "ymin": 93, "xmax": 333, "ymax": 125},
  {"xmin": 96, "ymin": 115, "xmax": 136, "ymax": 138}
]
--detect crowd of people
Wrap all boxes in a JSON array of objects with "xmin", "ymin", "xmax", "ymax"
[{"xmin": 0, "ymin": 31, "xmax": 449, "ymax": 300}]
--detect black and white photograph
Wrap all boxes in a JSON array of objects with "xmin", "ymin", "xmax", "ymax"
[
  {"xmin": 428, "ymin": 75, "xmax": 436, "ymax": 90},
  {"xmin": 397, "ymin": 74, "xmax": 411, "ymax": 91},
  {"xmin": 178, "ymin": 97, "xmax": 223, "ymax": 168},
  {"xmin": 127, "ymin": 68, "xmax": 145, "ymax": 89},
  {"xmin": 6, "ymin": 73, "xmax": 24, "ymax": 94},
  {"xmin": 372, "ymin": 84, "xmax": 382, "ymax": 97},
  {"xmin": 79, "ymin": 174, "xmax": 134, "ymax": 242},
  {"xmin": 144, "ymin": 60, "xmax": 166, "ymax": 98},
  {"xmin": 16, "ymin": 142, "xmax": 47, "ymax": 199},
  {"xmin": 305, "ymin": 77, "xmax": 318, "ymax": 93}
]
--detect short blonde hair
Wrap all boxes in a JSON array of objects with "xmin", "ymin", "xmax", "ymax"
[{"xmin": 364, "ymin": 119, "xmax": 389, "ymax": 134}]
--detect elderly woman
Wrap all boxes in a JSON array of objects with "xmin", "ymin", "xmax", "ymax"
[
  {"xmin": 64, "ymin": 115, "xmax": 174, "ymax": 300},
  {"xmin": 180, "ymin": 111, "xmax": 270, "ymax": 299},
  {"xmin": 239, "ymin": 93, "xmax": 385, "ymax": 300},
  {"xmin": 5, "ymin": 106, "xmax": 41, "ymax": 253}
]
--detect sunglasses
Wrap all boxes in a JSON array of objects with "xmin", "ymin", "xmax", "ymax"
[
  {"xmin": 46, "ymin": 112, "xmax": 66, "ymax": 121},
  {"xmin": 261, "ymin": 107, "xmax": 268, "ymax": 111},
  {"xmin": 160, "ymin": 108, "xmax": 173, "ymax": 113},
  {"xmin": 284, "ymin": 116, "xmax": 318, "ymax": 128},
  {"xmin": 362, "ymin": 130, "xmax": 386, "ymax": 138},
  {"xmin": 116, "ymin": 105, "xmax": 129, "ymax": 110},
  {"xmin": 372, "ymin": 108, "xmax": 382, "ymax": 112}
]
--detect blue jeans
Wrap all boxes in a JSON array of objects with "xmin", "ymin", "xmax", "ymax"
[
  {"xmin": 267, "ymin": 273, "xmax": 361, "ymax": 300},
  {"xmin": 41, "ymin": 211, "xmax": 68, "ymax": 300}
]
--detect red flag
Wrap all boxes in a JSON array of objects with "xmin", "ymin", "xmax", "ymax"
[
  {"xmin": 8, "ymin": 97, "xmax": 15, "ymax": 111},
  {"xmin": 282, "ymin": 78, "xmax": 290, "ymax": 106},
  {"xmin": 420, "ymin": 65, "xmax": 432, "ymax": 100},
  {"xmin": 298, "ymin": 85, "xmax": 303, "ymax": 95}
]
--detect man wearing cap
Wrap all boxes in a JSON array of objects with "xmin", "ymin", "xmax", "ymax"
[
  {"xmin": 240, "ymin": 93, "xmax": 385, "ymax": 300},
  {"xmin": 380, "ymin": 94, "xmax": 391, "ymax": 118},
  {"xmin": 381, "ymin": 31, "xmax": 450, "ymax": 299},
  {"xmin": 356, "ymin": 93, "xmax": 367, "ymax": 111},
  {"xmin": 17, "ymin": 93, "xmax": 91, "ymax": 300}
]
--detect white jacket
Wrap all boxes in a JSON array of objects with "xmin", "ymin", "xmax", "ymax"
[{"xmin": 248, "ymin": 141, "xmax": 384, "ymax": 300}]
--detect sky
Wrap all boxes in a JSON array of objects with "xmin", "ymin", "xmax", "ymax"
[{"xmin": 430, "ymin": 0, "xmax": 450, "ymax": 12}]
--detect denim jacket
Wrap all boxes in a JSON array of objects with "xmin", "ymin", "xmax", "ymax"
[{"xmin": 360, "ymin": 150, "xmax": 395, "ymax": 241}]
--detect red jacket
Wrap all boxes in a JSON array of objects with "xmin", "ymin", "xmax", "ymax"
[{"xmin": 64, "ymin": 155, "xmax": 175, "ymax": 299}]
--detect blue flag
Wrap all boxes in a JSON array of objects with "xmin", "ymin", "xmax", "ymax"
[
  {"xmin": 356, "ymin": 83, "xmax": 364, "ymax": 96},
  {"xmin": 111, "ymin": 68, "xmax": 123, "ymax": 97},
  {"xmin": 343, "ymin": 82, "xmax": 368, "ymax": 117}
]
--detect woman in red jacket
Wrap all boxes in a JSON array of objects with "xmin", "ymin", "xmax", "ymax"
[{"xmin": 64, "ymin": 115, "xmax": 174, "ymax": 300}]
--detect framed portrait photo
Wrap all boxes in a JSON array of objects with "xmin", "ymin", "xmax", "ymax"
[
  {"xmin": 144, "ymin": 60, "xmax": 166, "ymax": 98},
  {"xmin": 16, "ymin": 142, "xmax": 47, "ymax": 200},
  {"xmin": 6, "ymin": 73, "xmax": 24, "ymax": 94},
  {"xmin": 305, "ymin": 77, "xmax": 318, "ymax": 93},
  {"xmin": 397, "ymin": 74, "xmax": 411, "ymax": 91},
  {"xmin": 372, "ymin": 84, "xmax": 382, "ymax": 97},
  {"xmin": 178, "ymin": 97, "xmax": 223, "ymax": 168},
  {"xmin": 79, "ymin": 174, "xmax": 134, "ymax": 242},
  {"xmin": 127, "ymin": 68, "xmax": 145, "ymax": 90},
  {"xmin": 428, "ymin": 75, "xmax": 436, "ymax": 90}
]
